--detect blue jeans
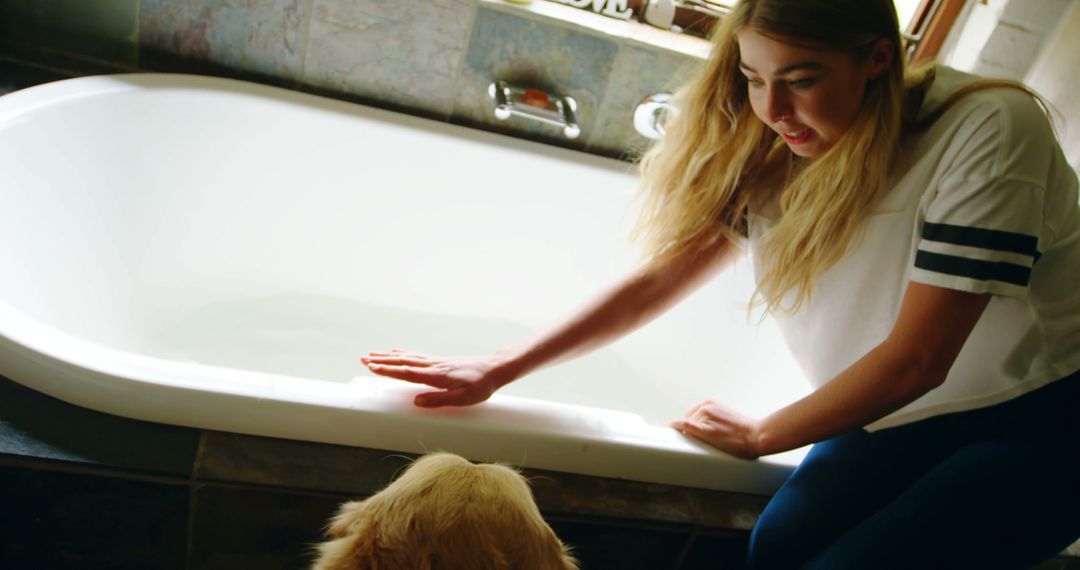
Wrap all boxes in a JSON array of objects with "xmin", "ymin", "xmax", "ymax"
[{"xmin": 747, "ymin": 370, "xmax": 1080, "ymax": 569}]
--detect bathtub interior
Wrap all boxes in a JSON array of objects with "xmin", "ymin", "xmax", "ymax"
[{"xmin": 0, "ymin": 75, "xmax": 808, "ymax": 426}]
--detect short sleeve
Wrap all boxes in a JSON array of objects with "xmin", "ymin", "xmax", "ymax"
[{"xmin": 911, "ymin": 94, "xmax": 1049, "ymax": 297}]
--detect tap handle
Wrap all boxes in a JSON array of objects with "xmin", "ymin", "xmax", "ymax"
[
  {"xmin": 633, "ymin": 93, "xmax": 676, "ymax": 140},
  {"xmin": 488, "ymin": 81, "xmax": 580, "ymax": 140}
]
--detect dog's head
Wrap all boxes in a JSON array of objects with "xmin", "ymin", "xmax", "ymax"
[{"xmin": 312, "ymin": 452, "xmax": 579, "ymax": 570}]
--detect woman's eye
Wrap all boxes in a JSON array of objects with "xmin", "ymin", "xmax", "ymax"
[
  {"xmin": 746, "ymin": 77, "xmax": 764, "ymax": 88},
  {"xmin": 789, "ymin": 78, "xmax": 816, "ymax": 89}
]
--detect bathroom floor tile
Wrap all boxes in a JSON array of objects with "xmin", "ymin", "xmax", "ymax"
[
  {"xmin": 0, "ymin": 376, "xmax": 201, "ymax": 477},
  {"xmin": 189, "ymin": 483, "xmax": 345, "ymax": 570},
  {"xmin": 196, "ymin": 431, "xmax": 416, "ymax": 495},
  {"xmin": 0, "ymin": 465, "xmax": 189, "ymax": 570}
]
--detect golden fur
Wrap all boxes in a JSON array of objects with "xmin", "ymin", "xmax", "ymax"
[{"xmin": 311, "ymin": 453, "xmax": 579, "ymax": 570}]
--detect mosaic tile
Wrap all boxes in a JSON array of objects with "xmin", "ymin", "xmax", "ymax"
[
  {"xmin": 189, "ymin": 483, "xmax": 344, "ymax": 569},
  {"xmin": 301, "ymin": 0, "xmax": 476, "ymax": 119},
  {"xmin": 587, "ymin": 41, "xmax": 703, "ymax": 160},
  {"xmin": 0, "ymin": 376, "xmax": 200, "ymax": 477},
  {"xmin": 0, "ymin": 0, "xmax": 138, "ymax": 66},
  {"xmin": 0, "ymin": 465, "xmax": 188, "ymax": 569},
  {"xmin": 196, "ymin": 431, "xmax": 415, "ymax": 495},
  {"xmin": 140, "ymin": 0, "xmax": 311, "ymax": 82},
  {"xmin": 450, "ymin": 5, "xmax": 618, "ymax": 151}
]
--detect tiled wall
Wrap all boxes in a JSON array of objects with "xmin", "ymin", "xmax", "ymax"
[
  {"xmin": 5, "ymin": 374, "xmax": 1080, "ymax": 568},
  {"xmin": 0, "ymin": 0, "xmax": 706, "ymax": 160},
  {"xmin": 0, "ymin": 376, "xmax": 761, "ymax": 569}
]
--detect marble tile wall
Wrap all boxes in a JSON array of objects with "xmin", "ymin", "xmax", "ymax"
[
  {"xmin": 0, "ymin": 0, "xmax": 704, "ymax": 160},
  {"xmin": 140, "ymin": 0, "xmax": 312, "ymax": 84},
  {"xmin": 302, "ymin": 0, "xmax": 476, "ymax": 119}
]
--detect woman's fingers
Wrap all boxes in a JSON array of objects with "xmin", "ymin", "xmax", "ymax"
[
  {"xmin": 366, "ymin": 364, "xmax": 457, "ymax": 389},
  {"xmin": 363, "ymin": 354, "xmax": 432, "ymax": 367},
  {"xmin": 684, "ymin": 399, "xmax": 718, "ymax": 420},
  {"xmin": 670, "ymin": 419, "xmax": 704, "ymax": 435}
]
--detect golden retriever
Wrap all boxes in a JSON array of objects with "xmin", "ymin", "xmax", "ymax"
[{"xmin": 312, "ymin": 452, "xmax": 579, "ymax": 569}]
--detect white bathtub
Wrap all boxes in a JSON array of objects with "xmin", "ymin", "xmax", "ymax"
[{"xmin": 0, "ymin": 74, "xmax": 808, "ymax": 494}]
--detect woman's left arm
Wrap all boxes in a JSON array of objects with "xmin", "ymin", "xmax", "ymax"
[{"xmin": 672, "ymin": 281, "xmax": 990, "ymax": 458}]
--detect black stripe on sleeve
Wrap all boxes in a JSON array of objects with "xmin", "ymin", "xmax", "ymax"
[
  {"xmin": 914, "ymin": 250, "xmax": 1031, "ymax": 287},
  {"xmin": 922, "ymin": 222, "xmax": 1038, "ymax": 257}
]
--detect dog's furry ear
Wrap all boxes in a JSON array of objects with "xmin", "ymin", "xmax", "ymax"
[{"xmin": 325, "ymin": 500, "xmax": 367, "ymax": 539}]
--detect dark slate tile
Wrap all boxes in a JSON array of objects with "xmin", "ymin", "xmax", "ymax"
[
  {"xmin": 525, "ymin": 467, "xmax": 700, "ymax": 525},
  {"xmin": 678, "ymin": 530, "xmax": 749, "ymax": 570},
  {"xmin": 0, "ymin": 0, "xmax": 139, "ymax": 67},
  {"xmin": 548, "ymin": 518, "xmax": 690, "ymax": 570},
  {"xmin": 196, "ymin": 431, "xmax": 415, "ymax": 495},
  {"xmin": 0, "ymin": 376, "xmax": 200, "ymax": 477},
  {"xmin": 0, "ymin": 464, "xmax": 189, "ymax": 570},
  {"xmin": 688, "ymin": 488, "xmax": 770, "ymax": 532},
  {"xmin": 450, "ymin": 5, "xmax": 618, "ymax": 151},
  {"xmin": 0, "ymin": 58, "xmax": 70, "ymax": 95},
  {"xmin": 189, "ymin": 483, "xmax": 345, "ymax": 570}
]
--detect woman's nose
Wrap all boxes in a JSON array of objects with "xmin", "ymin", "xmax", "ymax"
[{"xmin": 764, "ymin": 87, "xmax": 792, "ymax": 124}]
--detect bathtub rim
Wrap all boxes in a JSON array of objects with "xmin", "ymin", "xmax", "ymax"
[{"xmin": 0, "ymin": 72, "xmax": 801, "ymax": 494}]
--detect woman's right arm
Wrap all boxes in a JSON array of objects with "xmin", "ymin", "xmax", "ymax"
[{"xmin": 362, "ymin": 236, "xmax": 742, "ymax": 407}]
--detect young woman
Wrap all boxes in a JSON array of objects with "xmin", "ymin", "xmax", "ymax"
[{"xmin": 362, "ymin": 0, "xmax": 1080, "ymax": 566}]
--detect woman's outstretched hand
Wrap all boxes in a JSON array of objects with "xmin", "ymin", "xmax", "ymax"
[
  {"xmin": 361, "ymin": 349, "xmax": 517, "ymax": 408},
  {"xmin": 669, "ymin": 400, "xmax": 763, "ymax": 460}
]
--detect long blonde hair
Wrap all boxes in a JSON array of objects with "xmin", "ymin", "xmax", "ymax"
[{"xmin": 632, "ymin": 0, "xmax": 1044, "ymax": 314}]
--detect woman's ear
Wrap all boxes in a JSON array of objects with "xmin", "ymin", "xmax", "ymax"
[{"xmin": 868, "ymin": 38, "xmax": 896, "ymax": 80}]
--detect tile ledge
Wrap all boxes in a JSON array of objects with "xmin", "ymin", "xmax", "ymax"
[{"xmin": 479, "ymin": 0, "xmax": 712, "ymax": 59}]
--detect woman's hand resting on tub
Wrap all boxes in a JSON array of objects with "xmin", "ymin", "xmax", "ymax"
[
  {"xmin": 361, "ymin": 349, "xmax": 516, "ymax": 408},
  {"xmin": 669, "ymin": 400, "xmax": 763, "ymax": 460}
]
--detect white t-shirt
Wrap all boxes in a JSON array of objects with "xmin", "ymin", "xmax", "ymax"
[{"xmin": 748, "ymin": 66, "xmax": 1080, "ymax": 431}]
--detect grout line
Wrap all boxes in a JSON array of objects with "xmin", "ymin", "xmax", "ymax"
[
  {"xmin": 185, "ymin": 431, "xmax": 208, "ymax": 569},
  {"xmin": 583, "ymin": 37, "xmax": 623, "ymax": 154},
  {"xmin": 295, "ymin": 0, "xmax": 316, "ymax": 89}
]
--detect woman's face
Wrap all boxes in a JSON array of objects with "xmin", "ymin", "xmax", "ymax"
[{"xmin": 736, "ymin": 29, "xmax": 887, "ymax": 158}]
